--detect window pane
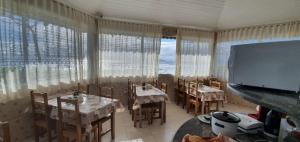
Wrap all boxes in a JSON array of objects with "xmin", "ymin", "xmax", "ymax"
[{"xmin": 159, "ymin": 38, "xmax": 176, "ymax": 75}]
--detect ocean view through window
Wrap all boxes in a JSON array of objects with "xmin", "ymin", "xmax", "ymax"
[{"xmin": 159, "ymin": 38, "xmax": 176, "ymax": 75}]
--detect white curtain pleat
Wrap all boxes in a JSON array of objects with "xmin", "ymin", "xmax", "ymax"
[
  {"xmin": 0, "ymin": 0, "xmax": 93, "ymax": 102},
  {"xmin": 212, "ymin": 21, "xmax": 300, "ymax": 81},
  {"xmin": 176, "ymin": 28, "xmax": 214, "ymax": 77},
  {"xmin": 98, "ymin": 20, "xmax": 162, "ymax": 81}
]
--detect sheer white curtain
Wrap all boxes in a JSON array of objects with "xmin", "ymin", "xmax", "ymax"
[
  {"xmin": 98, "ymin": 20, "xmax": 162, "ymax": 80},
  {"xmin": 0, "ymin": 0, "xmax": 94, "ymax": 102},
  {"xmin": 212, "ymin": 21, "xmax": 300, "ymax": 81},
  {"xmin": 176, "ymin": 28, "xmax": 214, "ymax": 77}
]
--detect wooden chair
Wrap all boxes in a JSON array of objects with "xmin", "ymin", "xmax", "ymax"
[
  {"xmin": 196, "ymin": 78, "xmax": 204, "ymax": 86},
  {"xmin": 210, "ymin": 81, "xmax": 221, "ymax": 90},
  {"xmin": 57, "ymin": 97, "xmax": 98, "ymax": 142},
  {"xmin": 95, "ymin": 86, "xmax": 115, "ymax": 142},
  {"xmin": 186, "ymin": 82, "xmax": 201, "ymax": 115},
  {"xmin": 203, "ymin": 77, "xmax": 211, "ymax": 86},
  {"xmin": 86, "ymin": 84, "xmax": 99, "ymax": 96},
  {"xmin": 0, "ymin": 122, "xmax": 11, "ymax": 142},
  {"xmin": 77, "ymin": 83, "xmax": 86, "ymax": 94},
  {"xmin": 151, "ymin": 78, "xmax": 159, "ymax": 88},
  {"xmin": 176, "ymin": 78, "xmax": 186, "ymax": 108},
  {"xmin": 30, "ymin": 91, "xmax": 54, "ymax": 142},
  {"xmin": 208, "ymin": 81, "xmax": 223, "ymax": 112},
  {"xmin": 160, "ymin": 82, "xmax": 167, "ymax": 94}
]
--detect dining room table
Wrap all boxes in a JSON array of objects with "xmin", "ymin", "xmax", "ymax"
[
  {"xmin": 184, "ymin": 83, "xmax": 225, "ymax": 114},
  {"xmin": 35, "ymin": 92, "xmax": 116, "ymax": 133},
  {"xmin": 132, "ymin": 84, "xmax": 168, "ymax": 128},
  {"xmin": 197, "ymin": 85, "xmax": 225, "ymax": 114}
]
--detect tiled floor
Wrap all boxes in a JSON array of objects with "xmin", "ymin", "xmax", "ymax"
[{"xmin": 25, "ymin": 102, "xmax": 255, "ymax": 142}]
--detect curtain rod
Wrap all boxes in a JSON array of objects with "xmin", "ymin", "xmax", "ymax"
[{"xmin": 101, "ymin": 17, "xmax": 215, "ymax": 32}]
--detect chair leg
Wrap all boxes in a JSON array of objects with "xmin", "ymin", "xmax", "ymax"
[
  {"xmin": 133, "ymin": 110, "xmax": 137, "ymax": 128},
  {"xmin": 98, "ymin": 123, "xmax": 102, "ymax": 142},
  {"xmin": 139, "ymin": 108, "xmax": 142, "ymax": 128},
  {"xmin": 186, "ymin": 103, "xmax": 190, "ymax": 113},
  {"xmin": 131, "ymin": 110, "xmax": 134, "ymax": 121},
  {"xmin": 94, "ymin": 127, "xmax": 98, "ymax": 142},
  {"xmin": 47, "ymin": 127, "xmax": 52, "ymax": 142},
  {"xmin": 151, "ymin": 108, "xmax": 155, "ymax": 124},
  {"xmin": 160, "ymin": 102, "xmax": 164, "ymax": 125},
  {"xmin": 175, "ymin": 92, "xmax": 179, "ymax": 105},
  {"xmin": 158, "ymin": 102, "xmax": 162, "ymax": 119},
  {"xmin": 34, "ymin": 126, "xmax": 39, "ymax": 142},
  {"xmin": 183, "ymin": 94, "xmax": 186, "ymax": 109},
  {"xmin": 111, "ymin": 112, "xmax": 115, "ymax": 140},
  {"xmin": 195, "ymin": 102, "xmax": 200, "ymax": 116},
  {"xmin": 127, "ymin": 95, "xmax": 130, "ymax": 110},
  {"xmin": 163, "ymin": 102, "xmax": 166, "ymax": 123},
  {"xmin": 147, "ymin": 109, "xmax": 151, "ymax": 125}
]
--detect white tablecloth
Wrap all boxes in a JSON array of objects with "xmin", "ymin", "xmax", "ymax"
[{"xmin": 133, "ymin": 85, "xmax": 168, "ymax": 110}]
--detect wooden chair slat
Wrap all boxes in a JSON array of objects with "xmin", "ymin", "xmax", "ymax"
[{"xmin": 0, "ymin": 122, "xmax": 11, "ymax": 142}]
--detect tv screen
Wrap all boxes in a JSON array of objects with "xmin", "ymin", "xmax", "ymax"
[{"xmin": 228, "ymin": 40, "xmax": 300, "ymax": 92}]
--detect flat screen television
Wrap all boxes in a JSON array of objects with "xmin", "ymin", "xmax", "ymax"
[{"xmin": 228, "ymin": 40, "xmax": 300, "ymax": 93}]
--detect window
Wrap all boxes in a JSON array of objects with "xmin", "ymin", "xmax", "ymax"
[
  {"xmin": 0, "ymin": 12, "xmax": 87, "ymax": 94},
  {"xmin": 100, "ymin": 34, "xmax": 143, "ymax": 77},
  {"xmin": 98, "ymin": 20, "xmax": 161, "ymax": 78},
  {"xmin": 159, "ymin": 38, "xmax": 176, "ymax": 75}
]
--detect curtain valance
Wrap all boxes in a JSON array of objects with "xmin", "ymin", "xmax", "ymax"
[
  {"xmin": 0, "ymin": 0, "xmax": 95, "ymax": 30},
  {"xmin": 98, "ymin": 19, "xmax": 162, "ymax": 36}
]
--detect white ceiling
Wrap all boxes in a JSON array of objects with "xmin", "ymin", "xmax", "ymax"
[{"xmin": 57, "ymin": 0, "xmax": 300, "ymax": 30}]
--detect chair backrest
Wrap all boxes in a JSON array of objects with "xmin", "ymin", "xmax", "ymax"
[
  {"xmin": 210, "ymin": 81, "xmax": 222, "ymax": 90},
  {"xmin": 30, "ymin": 91, "xmax": 50, "ymax": 122},
  {"xmin": 152, "ymin": 79, "xmax": 159, "ymax": 88},
  {"xmin": 209, "ymin": 77, "xmax": 218, "ymax": 85},
  {"xmin": 87, "ymin": 84, "xmax": 99, "ymax": 96},
  {"xmin": 196, "ymin": 78, "xmax": 204, "ymax": 84},
  {"xmin": 160, "ymin": 82, "xmax": 168, "ymax": 94},
  {"xmin": 77, "ymin": 83, "xmax": 86, "ymax": 93},
  {"xmin": 188, "ymin": 81, "xmax": 198, "ymax": 97},
  {"xmin": 128, "ymin": 79, "xmax": 134, "ymax": 98},
  {"xmin": 132, "ymin": 85, "xmax": 137, "ymax": 99},
  {"xmin": 178, "ymin": 78, "xmax": 186, "ymax": 92},
  {"xmin": 57, "ymin": 97, "xmax": 82, "ymax": 140},
  {"xmin": 128, "ymin": 79, "xmax": 132, "ymax": 91},
  {"xmin": 0, "ymin": 122, "xmax": 11, "ymax": 142},
  {"xmin": 99, "ymin": 86, "xmax": 114, "ymax": 99}
]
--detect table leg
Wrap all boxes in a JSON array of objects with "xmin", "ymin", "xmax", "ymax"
[
  {"xmin": 111, "ymin": 111, "xmax": 115, "ymax": 140},
  {"xmin": 195, "ymin": 101, "xmax": 199, "ymax": 116},
  {"xmin": 98, "ymin": 123, "xmax": 102, "ymax": 142},
  {"xmin": 161, "ymin": 102, "xmax": 164, "ymax": 125},
  {"xmin": 139, "ymin": 106, "xmax": 142, "ymax": 128},
  {"xmin": 186, "ymin": 95, "xmax": 190, "ymax": 113},
  {"xmin": 163, "ymin": 101, "xmax": 166, "ymax": 123},
  {"xmin": 201, "ymin": 101, "xmax": 205, "ymax": 114}
]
